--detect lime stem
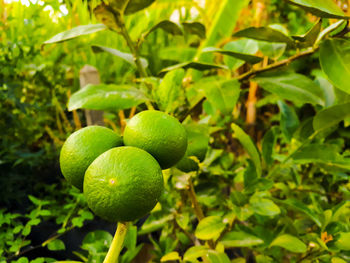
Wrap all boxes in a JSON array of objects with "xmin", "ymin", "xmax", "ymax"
[{"xmin": 103, "ymin": 222, "xmax": 130, "ymax": 263}]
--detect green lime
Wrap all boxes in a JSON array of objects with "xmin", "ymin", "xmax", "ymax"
[
  {"xmin": 176, "ymin": 123, "xmax": 209, "ymax": 172},
  {"xmin": 59, "ymin": 126, "xmax": 123, "ymax": 190},
  {"xmin": 83, "ymin": 146, "xmax": 163, "ymax": 222},
  {"xmin": 123, "ymin": 110, "xmax": 187, "ymax": 169}
]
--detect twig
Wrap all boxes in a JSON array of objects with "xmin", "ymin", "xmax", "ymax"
[
  {"xmin": 236, "ymin": 48, "xmax": 317, "ymax": 81},
  {"xmin": 103, "ymin": 222, "xmax": 130, "ymax": 263}
]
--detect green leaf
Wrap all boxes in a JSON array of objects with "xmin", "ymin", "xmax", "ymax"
[
  {"xmin": 159, "ymin": 61, "xmax": 227, "ymax": 75},
  {"xmin": 28, "ymin": 195, "xmax": 41, "ymax": 205},
  {"xmin": 262, "ymin": 127, "xmax": 278, "ymax": 166},
  {"xmin": 43, "ymin": 24, "xmax": 106, "ymax": 44},
  {"xmin": 156, "ymin": 68, "xmax": 185, "ymax": 113},
  {"xmin": 293, "ymin": 19, "xmax": 322, "ymax": 48},
  {"xmin": 182, "ymin": 22, "xmax": 206, "ymax": 39},
  {"xmin": 202, "ymin": 79, "xmax": 240, "ymax": 115},
  {"xmin": 254, "ymin": 71, "xmax": 325, "ymax": 106},
  {"xmin": 184, "ymin": 123, "xmax": 209, "ymax": 162},
  {"xmin": 183, "ymin": 246, "xmax": 209, "ymax": 262},
  {"xmin": 138, "ymin": 214, "xmax": 174, "ymax": 235},
  {"xmin": 47, "ymin": 239, "xmax": 65, "ymax": 251},
  {"xmin": 202, "ymin": 47, "xmax": 263, "ymax": 64},
  {"xmin": 313, "ymin": 102, "xmax": 350, "ymax": 132},
  {"xmin": 270, "ymin": 234, "xmax": 307, "ymax": 253},
  {"xmin": 145, "ymin": 20, "xmax": 183, "ymax": 38},
  {"xmin": 68, "ymin": 84, "xmax": 148, "ymax": 111},
  {"xmin": 125, "ymin": 0, "xmax": 155, "ymax": 15},
  {"xmin": 282, "ymin": 198, "xmax": 322, "ymax": 227},
  {"xmin": 291, "ymin": 144, "xmax": 344, "ymax": 164},
  {"xmin": 160, "ymin": 252, "xmax": 181, "ymax": 262},
  {"xmin": 81, "ymin": 230, "xmax": 112, "ymax": 253},
  {"xmin": 335, "ymin": 232, "xmax": 350, "ymax": 250},
  {"xmin": 320, "ymin": 39, "xmax": 350, "ymax": 94},
  {"xmin": 223, "ymin": 39, "xmax": 259, "ymax": 70},
  {"xmin": 195, "ymin": 216, "xmax": 226, "ymax": 240},
  {"xmin": 278, "ymin": 101, "xmax": 300, "ymax": 141},
  {"xmin": 206, "ymin": 250, "xmax": 231, "ymax": 263},
  {"xmin": 287, "ymin": 0, "xmax": 349, "ymax": 19},
  {"xmin": 221, "ymin": 231, "xmax": 264, "ymax": 247},
  {"xmin": 250, "ymin": 196, "xmax": 281, "ymax": 217},
  {"xmin": 92, "ymin": 45, "xmax": 148, "ymax": 69},
  {"xmin": 233, "ymin": 26, "xmax": 295, "ymax": 47},
  {"xmin": 231, "ymin": 123, "xmax": 261, "ymax": 177}
]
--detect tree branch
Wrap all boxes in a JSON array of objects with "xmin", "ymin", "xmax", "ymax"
[{"xmin": 236, "ymin": 48, "xmax": 317, "ymax": 81}]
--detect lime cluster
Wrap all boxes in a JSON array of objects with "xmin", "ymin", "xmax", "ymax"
[{"xmin": 59, "ymin": 110, "xmax": 188, "ymax": 222}]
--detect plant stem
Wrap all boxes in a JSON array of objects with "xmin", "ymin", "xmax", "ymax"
[
  {"xmin": 236, "ymin": 48, "xmax": 317, "ymax": 81},
  {"xmin": 103, "ymin": 222, "xmax": 130, "ymax": 263},
  {"xmin": 115, "ymin": 14, "xmax": 154, "ymax": 110}
]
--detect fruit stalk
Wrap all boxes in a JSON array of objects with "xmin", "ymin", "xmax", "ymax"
[{"xmin": 103, "ymin": 222, "xmax": 130, "ymax": 263}]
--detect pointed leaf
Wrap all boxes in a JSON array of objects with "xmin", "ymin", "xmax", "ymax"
[
  {"xmin": 68, "ymin": 84, "xmax": 148, "ymax": 111},
  {"xmin": 195, "ymin": 216, "xmax": 226, "ymax": 240},
  {"xmin": 231, "ymin": 123, "xmax": 261, "ymax": 177},
  {"xmin": 43, "ymin": 24, "xmax": 106, "ymax": 44},
  {"xmin": 221, "ymin": 231, "xmax": 264, "ymax": 247},
  {"xmin": 293, "ymin": 19, "xmax": 322, "ymax": 48},
  {"xmin": 278, "ymin": 101, "xmax": 300, "ymax": 141},
  {"xmin": 254, "ymin": 72, "xmax": 325, "ymax": 106},
  {"xmin": 159, "ymin": 61, "xmax": 227, "ymax": 75},
  {"xmin": 262, "ymin": 127, "xmax": 278, "ymax": 166},
  {"xmin": 125, "ymin": 0, "xmax": 155, "ymax": 15},
  {"xmin": 156, "ymin": 69, "xmax": 185, "ymax": 113},
  {"xmin": 183, "ymin": 246, "xmax": 209, "ymax": 262},
  {"xmin": 291, "ymin": 144, "xmax": 344, "ymax": 164},
  {"xmin": 250, "ymin": 197, "xmax": 281, "ymax": 217},
  {"xmin": 282, "ymin": 198, "xmax": 322, "ymax": 227},
  {"xmin": 320, "ymin": 39, "xmax": 350, "ymax": 94},
  {"xmin": 182, "ymin": 22, "xmax": 206, "ymax": 39},
  {"xmin": 160, "ymin": 252, "xmax": 181, "ymax": 262},
  {"xmin": 92, "ymin": 45, "xmax": 148, "ymax": 69},
  {"xmin": 145, "ymin": 20, "xmax": 183, "ymax": 38},
  {"xmin": 287, "ymin": 0, "xmax": 349, "ymax": 19},
  {"xmin": 270, "ymin": 234, "xmax": 307, "ymax": 253},
  {"xmin": 202, "ymin": 47, "xmax": 263, "ymax": 64},
  {"xmin": 313, "ymin": 102, "xmax": 350, "ymax": 132},
  {"xmin": 233, "ymin": 26, "xmax": 295, "ymax": 47}
]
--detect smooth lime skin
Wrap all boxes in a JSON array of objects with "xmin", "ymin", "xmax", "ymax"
[
  {"xmin": 123, "ymin": 110, "xmax": 187, "ymax": 169},
  {"xmin": 83, "ymin": 146, "xmax": 163, "ymax": 222},
  {"xmin": 59, "ymin": 126, "xmax": 123, "ymax": 190}
]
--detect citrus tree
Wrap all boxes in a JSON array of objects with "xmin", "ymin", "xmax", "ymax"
[{"xmin": 33, "ymin": 0, "xmax": 350, "ymax": 262}]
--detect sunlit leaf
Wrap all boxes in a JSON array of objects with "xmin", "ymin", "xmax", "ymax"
[
  {"xmin": 68, "ymin": 84, "xmax": 148, "ymax": 111},
  {"xmin": 195, "ymin": 216, "xmax": 226, "ymax": 240},
  {"xmin": 254, "ymin": 71, "xmax": 325, "ymax": 106},
  {"xmin": 287, "ymin": 0, "xmax": 349, "ymax": 19},
  {"xmin": 320, "ymin": 39, "xmax": 350, "ymax": 94},
  {"xmin": 221, "ymin": 231, "xmax": 264, "ymax": 247},
  {"xmin": 92, "ymin": 45, "xmax": 148, "ymax": 69},
  {"xmin": 270, "ymin": 234, "xmax": 307, "ymax": 253},
  {"xmin": 231, "ymin": 123, "xmax": 262, "ymax": 177},
  {"xmin": 43, "ymin": 24, "xmax": 106, "ymax": 44},
  {"xmin": 233, "ymin": 26, "xmax": 295, "ymax": 47}
]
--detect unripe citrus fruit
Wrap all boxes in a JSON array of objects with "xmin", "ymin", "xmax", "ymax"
[
  {"xmin": 83, "ymin": 146, "xmax": 163, "ymax": 222},
  {"xmin": 176, "ymin": 124, "xmax": 209, "ymax": 172},
  {"xmin": 123, "ymin": 110, "xmax": 187, "ymax": 169},
  {"xmin": 60, "ymin": 126, "xmax": 123, "ymax": 190}
]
